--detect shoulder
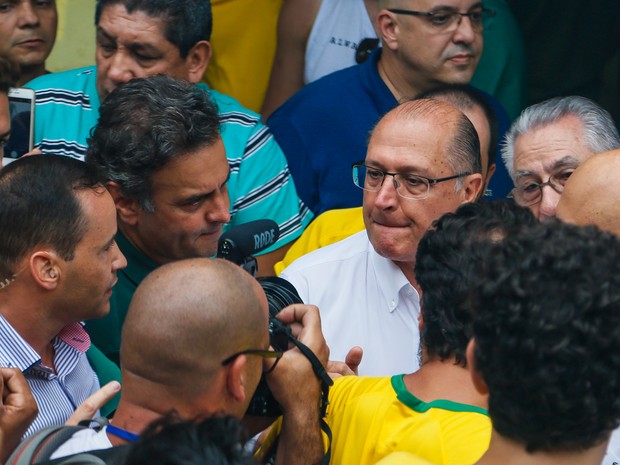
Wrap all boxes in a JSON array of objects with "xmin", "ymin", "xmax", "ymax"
[
  {"xmin": 200, "ymin": 85, "xmax": 262, "ymax": 123},
  {"xmin": 49, "ymin": 427, "xmax": 112, "ymax": 460},
  {"xmin": 269, "ymin": 63, "xmax": 368, "ymax": 120},
  {"xmin": 27, "ymin": 66, "xmax": 96, "ymax": 91},
  {"xmin": 281, "ymin": 231, "xmax": 370, "ymax": 276}
]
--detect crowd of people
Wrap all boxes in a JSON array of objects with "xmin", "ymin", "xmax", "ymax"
[{"xmin": 1, "ymin": 1, "xmax": 620, "ymax": 465}]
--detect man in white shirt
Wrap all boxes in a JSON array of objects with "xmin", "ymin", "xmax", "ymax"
[{"xmin": 281, "ymin": 98, "xmax": 483, "ymax": 376}]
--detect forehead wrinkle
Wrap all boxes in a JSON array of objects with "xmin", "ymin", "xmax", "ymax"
[{"xmin": 516, "ymin": 155, "xmax": 581, "ymax": 180}]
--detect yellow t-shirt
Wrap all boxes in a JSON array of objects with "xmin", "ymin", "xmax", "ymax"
[
  {"xmin": 204, "ymin": 0, "xmax": 283, "ymax": 112},
  {"xmin": 275, "ymin": 207, "xmax": 364, "ymax": 274},
  {"xmin": 327, "ymin": 375, "xmax": 491, "ymax": 465},
  {"xmin": 375, "ymin": 452, "xmax": 435, "ymax": 465}
]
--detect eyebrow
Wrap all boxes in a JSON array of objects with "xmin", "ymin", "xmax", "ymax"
[
  {"xmin": 96, "ymin": 26, "xmax": 161, "ymax": 54},
  {"xmin": 431, "ymin": 1, "xmax": 483, "ymax": 10},
  {"xmin": 515, "ymin": 155, "xmax": 582, "ymax": 179},
  {"xmin": 101, "ymin": 233, "xmax": 117, "ymax": 252},
  {"xmin": 365, "ymin": 160, "xmax": 430, "ymax": 176},
  {"xmin": 179, "ymin": 168, "xmax": 231, "ymax": 204}
]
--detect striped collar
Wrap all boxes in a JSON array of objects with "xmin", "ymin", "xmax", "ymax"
[{"xmin": 0, "ymin": 315, "xmax": 90, "ymax": 375}]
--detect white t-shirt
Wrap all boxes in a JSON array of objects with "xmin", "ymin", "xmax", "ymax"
[
  {"xmin": 281, "ymin": 231, "xmax": 421, "ymax": 376},
  {"xmin": 602, "ymin": 427, "xmax": 620, "ymax": 465},
  {"xmin": 304, "ymin": 0, "xmax": 377, "ymax": 84},
  {"xmin": 49, "ymin": 427, "xmax": 113, "ymax": 460}
]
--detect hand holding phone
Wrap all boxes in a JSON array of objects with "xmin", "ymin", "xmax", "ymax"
[{"xmin": 3, "ymin": 88, "xmax": 35, "ymax": 163}]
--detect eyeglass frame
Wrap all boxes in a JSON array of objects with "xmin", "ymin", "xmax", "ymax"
[
  {"xmin": 508, "ymin": 168, "xmax": 575, "ymax": 207},
  {"xmin": 352, "ymin": 162, "xmax": 471, "ymax": 200},
  {"xmin": 221, "ymin": 348, "xmax": 284, "ymax": 373},
  {"xmin": 386, "ymin": 6, "xmax": 495, "ymax": 32}
]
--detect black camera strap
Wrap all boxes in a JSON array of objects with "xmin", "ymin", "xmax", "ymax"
[{"xmin": 259, "ymin": 336, "xmax": 334, "ymax": 465}]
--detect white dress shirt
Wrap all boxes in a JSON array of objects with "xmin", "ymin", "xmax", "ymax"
[{"xmin": 281, "ymin": 231, "xmax": 421, "ymax": 376}]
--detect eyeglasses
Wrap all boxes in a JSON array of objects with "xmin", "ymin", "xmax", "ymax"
[
  {"xmin": 509, "ymin": 168, "xmax": 575, "ymax": 207},
  {"xmin": 221, "ymin": 348, "xmax": 284, "ymax": 373},
  {"xmin": 387, "ymin": 6, "xmax": 495, "ymax": 33},
  {"xmin": 352, "ymin": 163, "xmax": 471, "ymax": 200}
]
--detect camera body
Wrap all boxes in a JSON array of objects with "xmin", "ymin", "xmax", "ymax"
[{"xmin": 245, "ymin": 277, "xmax": 302, "ymax": 417}]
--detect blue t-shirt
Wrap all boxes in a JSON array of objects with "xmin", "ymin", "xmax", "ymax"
[
  {"xmin": 27, "ymin": 66, "xmax": 313, "ymax": 252},
  {"xmin": 267, "ymin": 49, "xmax": 512, "ymax": 216}
]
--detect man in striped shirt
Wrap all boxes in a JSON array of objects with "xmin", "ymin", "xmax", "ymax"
[
  {"xmin": 26, "ymin": 0, "xmax": 312, "ymax": 276},
  {"xmin": 0, "ymin": 155, "xmax": 127, "ymax": 436}
]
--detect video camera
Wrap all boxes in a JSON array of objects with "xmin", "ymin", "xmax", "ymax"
[{"xmin": 217, "ymin": 221, "xmax": 306, "ymax": 416}]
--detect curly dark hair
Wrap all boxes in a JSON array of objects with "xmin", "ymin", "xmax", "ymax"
[
  {"xmin": 86, "ymin": 74, "xmax": 221, "ymax": 212},
  {"xmin": 414, "ymin": 200, "xmax": 536, "ymax": 367},
  {"xmin": 470, "ymin": 220, "xmax": 620, "ymax": 452},
  {"xmin": 125, "ymin": 414, "xmax": 255, "ymax": 465}
]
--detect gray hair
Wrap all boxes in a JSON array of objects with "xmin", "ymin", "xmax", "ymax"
[{"xmin": 501, "ymin": 96, "xmax": 620, "ymax": 181}]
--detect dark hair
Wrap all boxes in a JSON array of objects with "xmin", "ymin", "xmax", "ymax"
[
  {"xmin": 94, "ymin": 0, "xmax": 212, "ymax": 57},
  {"xmin": 0, "ymin": 55, "xmax": 19, "ymax": 93},
  {"xmin": 470, "ymin": 220, "xmax": 620, "ymax": 452},
  {"xmin": 0, "ymin": 155, "xmax": 106, "ymax": 278},
  {"xmin": 86, "ymin": 74, "xmax": 221, "ymax": 211},
  {"xmin": 416, "ymin": 84, "xmax": 498, "ymax": 170},
  {"xmin": 125, "ymin": 415, "xmax": 254, "ymax": 465},
  {"xmin": 414, "ymin": 201, "xmax": 536, "ymax": 366},
  {"xmin": 448, "ymin": 112, "xmax": 482, "ymax": 183}
]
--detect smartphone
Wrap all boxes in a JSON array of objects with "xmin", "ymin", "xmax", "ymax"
[{"xmin": 4, "ymin": 87, "xmax": 35, "ymax": 162}]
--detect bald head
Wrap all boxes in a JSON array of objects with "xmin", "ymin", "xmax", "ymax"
[
  {"xmin": 377, "ymin": 98, "xmax": 482, "ymax": 176},
  {"xmin": 120, "ymin": 258, "xmax": 269, "ymax": 397},
  {"xmin": 557, "ymin": 149, "xmax": 620, "ymax": 236}
]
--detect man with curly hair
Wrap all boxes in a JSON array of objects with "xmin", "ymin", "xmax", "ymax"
[
  {"xmin": 320, "ymin": 201, "xmax": 536, "ymax": 465},
  {"xmin": 467, "ymin": 220, "xmax": 620, "ymax": 465}
]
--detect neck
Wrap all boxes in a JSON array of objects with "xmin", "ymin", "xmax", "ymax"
[
  {"xmin": 17, "ymin": 64, "xmax": 47, "ymax": 87},
  {"xmin": 403, "ymin": 356, "xmax": 487, "ymax": 409},
  {"xmin": 475, "ymin": 431, "xmax": 609, "ymax": 465},
  {"xmin": 107, "ymin": 401, "xmax": 162, "ymax": 446},
  {"xmin": 118, "ymin": 223, "xmax": 164, "ymax": 266},
  {"xmin": 0, "ymin": 290, "xmax": 67, "ymax": 363},
  {"xmin": 394, "ymin": 260, "xmax": 420, "ymax": 292},
  {"xmin": 377, "ymin": 53, "xmax": 423, "ymax": 102}
]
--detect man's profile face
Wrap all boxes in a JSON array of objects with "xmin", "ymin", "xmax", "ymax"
[
  {"xmin": 0, "ymin": 0, "xmax": 57, "ymax": 72},
  {"xmin": 363, "ymin": 111, "xmax": 474, "ymax": 267},
  {"xmin": 95, "ymin": 3, "xmax": 193, "ymax": 102},
  {"xmin": 392, "ymin": 0, "xmax": 483, "ymax": 90},
  {"xmin": 130, "ymin": 139, "xmax": 231, "ymax": 265},
  {"xmin": 0, "ymin": 91, "xmax": 10, "ymax": 157},
  {"xmin": 60, "ymin": 188, "xmax": 127, "ymax": 321},
  {"xmin": 512, "ymin": 115, "xmax": 594, "ymax": 221}
]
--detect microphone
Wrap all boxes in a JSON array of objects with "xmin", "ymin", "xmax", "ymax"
[{"xmin": 217, "ymin": 220, "xmax": 280, "ymax": 272}]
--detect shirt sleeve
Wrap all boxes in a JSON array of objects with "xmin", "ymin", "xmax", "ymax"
[{"xmin": 216, "ymin": 95, "xmax": 314, "ymax": 254}]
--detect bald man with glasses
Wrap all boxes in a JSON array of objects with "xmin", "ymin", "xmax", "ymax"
[
  {"xmin": 280, "ymin": 98, "xmax": 483, "ymax": 377},
  {"xmin": 47, "ymin": 258, "xmax": 328, "ymax": 465}
]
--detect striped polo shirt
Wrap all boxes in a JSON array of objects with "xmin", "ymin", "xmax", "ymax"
[{"xmin": 0, "ymin": 315, "xmax": 100, "ymax": 437}]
